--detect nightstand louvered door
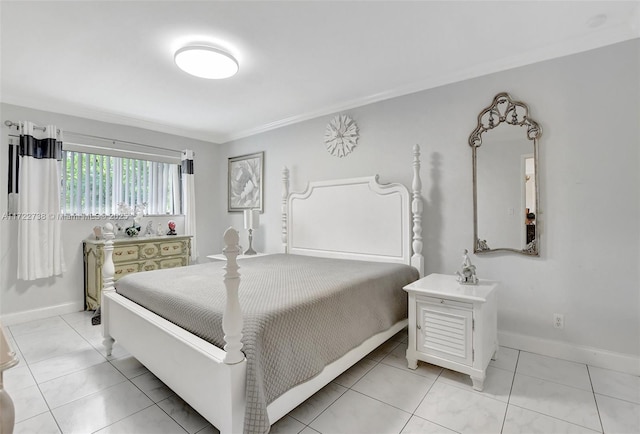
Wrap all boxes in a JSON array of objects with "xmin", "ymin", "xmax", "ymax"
[{"xmin": 416, "ymin": 296, "xmax": 473, "ymax": 366}]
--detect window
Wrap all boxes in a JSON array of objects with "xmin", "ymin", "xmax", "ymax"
[
  {"xmin": 60, "ymin": 150, "xmax": 181, "ymax": 216},
  {"xmin": 7, "ymin": 135, "xmax": 182, "ymax": 217}
]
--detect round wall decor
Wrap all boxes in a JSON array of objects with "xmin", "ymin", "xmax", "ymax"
[{"xmin": 324, "ymin": 114, "xmax": 359, "ymax": 157}]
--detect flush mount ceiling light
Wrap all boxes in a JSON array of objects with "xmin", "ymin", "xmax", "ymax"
[{"xmin": 174, "ymin": 45, "xmax": 239, "ymax": 79}]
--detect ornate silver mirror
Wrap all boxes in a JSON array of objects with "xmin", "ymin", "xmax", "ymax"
[{"xmin": 469, "ymin": 93, "xmax": 541, "ymax": 256}]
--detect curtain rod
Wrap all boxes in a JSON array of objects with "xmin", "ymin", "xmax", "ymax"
[
  {"xmin": 4, "ymin": 120, "xmax": 183, "ymax": 155},
  {"xmin": 5, "ymin": 120, "xmax": 52, "ymax": 133}
]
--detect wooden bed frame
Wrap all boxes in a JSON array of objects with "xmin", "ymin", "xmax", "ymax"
[{"xmin": 101, "ymin": 145, "xmax": 424, "ymax": 434}]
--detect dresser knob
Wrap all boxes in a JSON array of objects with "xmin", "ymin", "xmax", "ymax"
[
  {"xmin": 417, "ymin": 324, "xmax": 421, "ymax": 330},
  {"xmin": 440, "ymin": 299, "xmax": 445, "ymax": 304}
]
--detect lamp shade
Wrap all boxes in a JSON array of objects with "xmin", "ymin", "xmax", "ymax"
[{"xmin": 244, "ymin": 209, "xmax": 259, "ymax": 230}]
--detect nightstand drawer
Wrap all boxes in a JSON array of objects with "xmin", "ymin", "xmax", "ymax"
[{"xmin": 417, "ymin": 295, "xmax": 472, "ymax": 311}]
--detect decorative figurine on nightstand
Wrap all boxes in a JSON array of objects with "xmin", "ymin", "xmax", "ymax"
[
  {"xmin": 144, "ymin": 221, "xmax": 154, "ymax": 236},
  {"xmin": 456, "ymin": 249, "xmax": 478, "ymax": 285},
  {"xmin": 92, "ymin": 225, "xmax": 102, "ymax": 240},
  {"xmin": 125, "ymin": 226, "xmax": 139, "ymax": 237},
  {"xmin": 167, "ymin": 220, "xmax": 177, "ymax": 236}
]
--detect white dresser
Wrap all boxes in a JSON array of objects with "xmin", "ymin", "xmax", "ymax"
[
  {"xmin": 83, "ymin": 235, "xmax": 192, "ymax": 310},
  {"xmin": 404, "ymin": 273, "xmax": 499, "ymax": 391}
]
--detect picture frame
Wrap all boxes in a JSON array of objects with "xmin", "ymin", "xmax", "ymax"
[{"xmin": 228, "ymin": 151, "xmax": 264, "ymax": 212}]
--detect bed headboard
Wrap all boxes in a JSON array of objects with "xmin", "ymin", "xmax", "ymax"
[{"xmin": 281, "ymin": 145, "xmax": 424, "ymax": 276}]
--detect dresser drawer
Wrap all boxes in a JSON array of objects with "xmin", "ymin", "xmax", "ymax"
[
  {"xmin": 139, "ymin": 243, "xmax": 160, "ymax": 259},
  {"xmin": 140, "ymin": 260, "xmax": 159, "ymax": 272},
  {"xmin": 113, "ymin": 245, "xmax": 139, "ymax": 263},
  {"xmin": 160, "ymin": 257, "xmax": 187, "ymax": 269},
  {"xmin": 159, "ymin": 240, "xmax": 187, "ymax": 256},
  {"xmin": 114, "ymin": 262, "xmax": 140, "ymax": 280}
]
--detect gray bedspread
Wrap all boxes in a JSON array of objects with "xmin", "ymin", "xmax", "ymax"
[{"xmin": 115, "ymin": 254, "xmax": 418, "ymax": 434}]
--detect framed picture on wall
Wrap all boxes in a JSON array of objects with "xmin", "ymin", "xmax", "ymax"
[{"xmin": 228, "ymin": 151, "xmax": 264, "ymax": 212}]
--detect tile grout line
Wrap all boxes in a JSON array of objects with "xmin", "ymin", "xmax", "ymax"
[
  {"xmin": 513, "ymin": 370, "xmax": 597, "ymax": 393},
  {"xmin": 56, "ymin": 313, "xmax": 114, "ymax": 434},
  {"xmin": 403, "ymin": 359, "xmax": 446, "ymax": 433},
  {"xmin": 292, "ymin": 338, "xmax": 404, "ymax": 433},
  {"xmin": 499, "ymin": 349, "xmax": 520, "ymax": 434},
  {"xmin": 59, "ymin": 314, "xmax": 178, "ymax": 434},
  {"xmin": 294, "ymin": 355, "xmax": 382, "ymax": 431},
  {"xmin": 586, "ymin": 365, "xmax": 606, "ymax": 434},
  {"xmin": 33, "ymin": 314, "xmax": 141, "ymax": 434},
  {"xmin": 12, "ymin": 315, "xmax": 66, "ymax": 434}
]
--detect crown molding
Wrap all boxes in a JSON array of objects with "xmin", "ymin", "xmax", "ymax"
[
  {"xmin": 221, "ymin": 25, "xmax": 639, "ymax": 143},
  {"xmin": 4, "ymin": 21, "xmax": 637, "ymax": 146},
  {"xmin": 0, "ymin": 96, "xmax": 224, "ymax": 144}
]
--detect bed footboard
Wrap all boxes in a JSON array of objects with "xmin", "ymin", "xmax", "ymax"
[{"xmin": 101, "ymin": 225, "xmax": 247, "ymax": 434}]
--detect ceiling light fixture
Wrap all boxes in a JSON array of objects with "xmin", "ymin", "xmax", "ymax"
[{"xmin": 174, "ymin": 45, "xmax": 239, "ymax": 79}]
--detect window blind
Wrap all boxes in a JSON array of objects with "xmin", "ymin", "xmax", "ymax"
[{"xmin": 60, "ymin": 150, "xmax": 181, "ymax": 215}]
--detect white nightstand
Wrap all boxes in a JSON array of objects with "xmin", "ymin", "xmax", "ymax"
[
  {"xmin": 207, "ymin": 252, "xmax": 269, "ymax": 261},
  {"xmin": 404, "ymin": 273, "xmax": 499, "ymax": 391}
]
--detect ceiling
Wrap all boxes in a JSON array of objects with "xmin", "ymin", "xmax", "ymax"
[{"xmin": 1, "ymin": 1, "xmax": 638, "ymax": 144}]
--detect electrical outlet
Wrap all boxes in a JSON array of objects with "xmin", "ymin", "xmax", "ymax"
[{"xmin": 553, "ymin": 314, "xmax": 564, "ymax": 329}]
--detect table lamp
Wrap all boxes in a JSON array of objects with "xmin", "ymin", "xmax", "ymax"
[{"xmin": 243, "ymin": 209, "xmax": 259, "ymax": 255}]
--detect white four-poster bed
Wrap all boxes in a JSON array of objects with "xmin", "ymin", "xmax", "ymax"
[{"xmin": 101, "ymin": 145, "xmax": 424, "ymax": 434}]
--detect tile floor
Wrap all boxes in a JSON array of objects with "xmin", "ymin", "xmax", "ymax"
[{"xmin": 4, "ymin": 311, "xmax": 640, "ymax": 434}]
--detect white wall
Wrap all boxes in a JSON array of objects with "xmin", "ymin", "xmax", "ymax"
[
  {"xmin": 1, "ymin": 40, "xmax": 637, "ymax": 373},
  {"xmin": 218, "ymin": 40, "xmax": 640, "ymax": 370},
  {"xmin": 0, "ymin": 104, "xmax": 220, "ymax": 322}
]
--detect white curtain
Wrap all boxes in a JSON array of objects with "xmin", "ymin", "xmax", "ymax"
[
  {"xmin": 17, "ymin": 121, "xmax": 66, "ymax": 280},
  {"xmin": 181, "ymin": 149, "xmax": 197, "ymax": 262}
]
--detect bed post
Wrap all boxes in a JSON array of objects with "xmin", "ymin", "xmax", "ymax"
[
  {"xmin": 222, "ymin": 228, "xmax": 244, "ymax": 364},
  {"xmin": 101, "ymin": 222, "xmax": 116, "ymax": 356},
  {"xmin": 411, "ymin": 144, "xmax": 425, "ymax": 277},
  {"xmin": 282, "ymin": 166, "xmax": 289, "ymax": 253}
]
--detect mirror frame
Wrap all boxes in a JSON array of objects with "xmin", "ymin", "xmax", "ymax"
[{"xmin": 469, "ymin": 92, "xmax": 542, "ymax": 256}]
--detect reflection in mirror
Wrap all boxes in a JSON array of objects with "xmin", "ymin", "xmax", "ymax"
[{"xmin": 469, "ymin": 93, "xmax": 541, "ymax": 256}]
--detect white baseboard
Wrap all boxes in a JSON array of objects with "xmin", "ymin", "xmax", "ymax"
[
  {"xmin": 0, "ymin": 302, "xmax": 84, "ymax": 326},
  {"xmin": 498, "ymin": 330, "xmax": 640, "ymax": 376}
]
